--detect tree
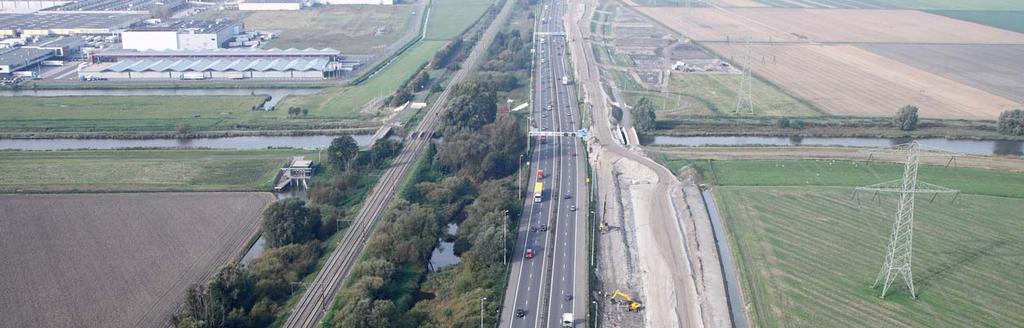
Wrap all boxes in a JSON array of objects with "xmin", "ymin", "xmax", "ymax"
[
  {"xmin": 176, "ymin": 123, "xmax": 192, "ymax": 136},
  {"xmin": 327, "ymin": 135, "xmax": 360, "ymax": 171},
  {"xmin": 997, "ymin": 109, "xmax": 1024, "ymax": 136},
  {"xmin": 893, "ymin": 105, "xmax": 919, "ymax": 131},
  {"xmin": 206, "ymin": 265, "xmax": 256, "ymax": 328},
  {"xmin": 261, "ymin": 199, "xmax": 321, "ymax": 248},
  {"xmin": 630, "ymin": 97, "xmax": 657, "ymax": 132},
  {"xmin": 443, "ymin": 82, "xmax": 497, "ymax": 131},
  {"xmin": 249, "ymin": 242, "xmax": 319, "ymax": 302}
]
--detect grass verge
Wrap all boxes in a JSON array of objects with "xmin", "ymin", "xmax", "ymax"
[{"xmin": 0, "ymin": 149, "xmax": 313, "ymax": 192}]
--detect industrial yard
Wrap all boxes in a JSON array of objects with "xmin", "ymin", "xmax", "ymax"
[{"xmin": 0, "ymin": 192, "xmax": 274, "ymax": 328}]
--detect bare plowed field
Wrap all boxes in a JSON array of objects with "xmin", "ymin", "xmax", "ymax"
[
  {"xmin": 639, "ymin": 8, "xmax": 1024, "ymax": 44},
  {"xmin": 0, "ymin": 192, "xmax": 274, "ymax": 328},
  {"xmin": 860, "ymin": 44, "xmax": 1024, "ymax": 102},
  {"xmin": 706, "ymin": 43, "xmax": 1018, "ymax": 119}
]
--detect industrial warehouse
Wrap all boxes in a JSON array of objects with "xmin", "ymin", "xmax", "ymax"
[{"xmin": 78, "ymin": 48, "xmax": 352, "ymax": 80}]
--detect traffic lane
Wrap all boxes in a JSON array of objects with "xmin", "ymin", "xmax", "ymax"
[
  {"xmin": 512, "ymin": 54, "xmax": 561, "ymax": 325},
  {"xmin": 547, "ymin": 48, "xmax": 581, "ymax": 327},
  {"xmin": 509, "ymin": 141, "xmax": 555, "ymax": 326}
]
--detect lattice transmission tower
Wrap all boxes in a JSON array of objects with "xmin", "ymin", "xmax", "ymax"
[
  {"xmin": 853, "ymin": 141, "xmax": 960, "ymax": 299},
  {"xmin": 734, "ymin": 38, "xmax": 754, "ymax": 115}
]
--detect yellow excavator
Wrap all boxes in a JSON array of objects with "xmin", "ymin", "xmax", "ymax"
[{"xmin": 609, "ymin": 289, "xmax": 643, "ymax": 312}]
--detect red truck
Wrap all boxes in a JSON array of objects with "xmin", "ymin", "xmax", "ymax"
[{"xmin": 537, "ymin": 169, "xmax": 545, "ymax": 179}]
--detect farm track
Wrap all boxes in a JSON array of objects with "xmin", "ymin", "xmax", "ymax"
[{"xmin": 280, "ymin": 0, "xmax": 516, "ymax": 326}]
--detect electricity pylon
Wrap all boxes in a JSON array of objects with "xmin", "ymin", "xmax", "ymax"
[
  {"xmin": 734, "ymin": 38, "xmax": 754, "ymax": 115},
  {"xmin": 853, "ymin": 141, "xmax": 960, "ymax": 299}
]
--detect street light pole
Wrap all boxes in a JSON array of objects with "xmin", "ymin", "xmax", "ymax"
[
  {"xmin": 503, "ymin": 209, "xmax": 509, "ymax": 266},
  {"xmin": 480, "ymin": 297, "xmax": 487, "ymax": 328},
  {"xmin": 518, "ymin": 154, "xmax": 524, "ymax": 200}
]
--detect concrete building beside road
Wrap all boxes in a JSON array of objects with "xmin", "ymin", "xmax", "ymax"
[
  {"xmin": 79, "ymin": 47, "xmax": 345, "ymax": 80},
  {"xmin": 239, "ymin": 0, "xmax": 306, "ymax": 11},
  {"xmin": 121, "ymin": 20, "xmax": 243, "ymax": 51},
  {"xmin": 0, "ymin": 47, "xmax": 54, "ymax": 74},
  {"xmin": 0, "ymin": 12, "xmax": 146, "ymax": 37}
]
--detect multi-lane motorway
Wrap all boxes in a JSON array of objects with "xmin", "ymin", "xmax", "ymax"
[{"xmin": 501, "ymin": 0, "xmax": 588, "ymax": 326}]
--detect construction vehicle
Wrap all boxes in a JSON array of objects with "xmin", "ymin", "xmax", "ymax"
[{"xmin": 609, "ymin": 289, "xmax": 643, "ymax": 312}]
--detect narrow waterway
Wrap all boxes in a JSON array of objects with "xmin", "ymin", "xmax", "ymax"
[
  {"xmin": 700, "ymin": 189, "xmax": 748, "ymax": 328},
  {"xmin": 0, "ymin": 134, "xmax": 373, "ymax": 150},
  {"xmin": 429, "ymin": 223, "xmax": 462, "ymax": 272},
  {"xmin": 0, "ymin": 88, "xmax": 323, "ymax": 110},
  {"xmin": 649, "ymin": 136, "xmax": 1024, "ymax": 157}
]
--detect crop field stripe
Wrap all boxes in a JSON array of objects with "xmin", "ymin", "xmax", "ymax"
[{"xmin": 720, "ymin": 185, "xmax": 1024, "ymax": 325}]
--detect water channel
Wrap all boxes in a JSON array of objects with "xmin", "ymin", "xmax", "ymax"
[
  {"xmin": 701, "ymin": 189, "xmax": 748, "ymax": 328},
  {"xmin": 0, "ymin": 88, "xmax": 323, "ymax": 110},
  {"xmin": 648, "ymin": 136, "xmax": 1024, "ymax": 157},
  {"xmin": 0, "ymin": 134, "xmax": 374, "ymax": 150}
]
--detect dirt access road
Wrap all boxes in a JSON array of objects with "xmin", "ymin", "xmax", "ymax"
[
  {"xmin": 650, "ymin": 146, "xmax": 1024, "ymax": 172},
  {"xmin": 566, "ymin": 0, "xmax": 730, "ymax": 327}
]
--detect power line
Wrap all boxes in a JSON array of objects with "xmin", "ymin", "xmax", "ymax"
[
  {"xmin": 734, "ymin": 37, "xmax": 754, "ymax": 115},
  {"xmin": 852, "ymin": 141, "xmax": 960, "ymax": 299}
]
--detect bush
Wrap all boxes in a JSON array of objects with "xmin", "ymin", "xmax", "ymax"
[
  {"xmin": 893, "ymin": 105, "xmax": 919, "ymax": 131},
  {"xmin": 997, "ymin": 109, "xmax": 1024, "ymax": 136}
]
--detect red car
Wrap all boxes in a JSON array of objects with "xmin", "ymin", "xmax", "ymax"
[{"xmin": 525, "ymin": 248, "xmax": 534, "ymax": 259}]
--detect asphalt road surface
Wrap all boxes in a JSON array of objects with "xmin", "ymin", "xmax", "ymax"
[{"xmin": 500, "ymin": 0, "xmax": 589, "ymax": 326}]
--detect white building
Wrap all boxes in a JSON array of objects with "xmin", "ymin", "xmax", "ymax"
[
  {"xmin": 121, "ymin": 20, "xmax": 243, "ymax": 51},
  {"xmin": 239, "ymin": 0, "xmax": 306, "ymax": 11},
  {"xmin": 78, "ymin": 48, "xmax": 342, "ymax": 80}
]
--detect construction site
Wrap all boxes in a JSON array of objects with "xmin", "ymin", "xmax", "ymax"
[{"xmin": 576, "ymin": 0, "xmax": 1024, "ymax": 327}]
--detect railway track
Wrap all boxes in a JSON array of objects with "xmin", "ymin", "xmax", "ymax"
[{"xmin": 281, "ymin": 0, "xmax": 516, "ymax": 326}]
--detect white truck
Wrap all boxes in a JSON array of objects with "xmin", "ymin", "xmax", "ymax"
[
  {"xmin": 562, "ymin": 313, "xmax": 573, "ymax": 327},
  {"xmin": 180, "ymin": 72, "xmax": 206, "ymax": 80}
]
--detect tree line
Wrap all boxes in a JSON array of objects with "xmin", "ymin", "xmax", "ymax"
[
  {"xmin": 173, "ymin": 135, "xmax": 404, "ymax": 328},
  {"xmin": 328, "ymin": 80, "xmax": 526, "ymax": 327}
]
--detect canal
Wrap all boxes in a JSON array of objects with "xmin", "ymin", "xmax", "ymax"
[
  {"xmin": 648, "ymin": 136, "xmax": 1024, "ymax": 157},
  {"xmin": 0, "ymin": 134, "xmax": 374, "ymax": 150},
  {"xmin": 0, "ymin": 88, "xmax": 323, "ymax": 110}
]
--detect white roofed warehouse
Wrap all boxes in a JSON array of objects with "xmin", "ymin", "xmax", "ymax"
[{"xmin": 78, "ymin": 48, "xmax": 355, "ymax": 80}]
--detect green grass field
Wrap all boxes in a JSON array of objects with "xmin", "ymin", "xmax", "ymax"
[
  {"xmin": 276, "ymin": 40, "xmax": 447, "ymax": 117},
  {"xmin": 246, "ymin": 5, "xmax": 416, "ymax": 55},
  {"xmin": 699, "ymin": 159, "xmax": 1024, "ymax": 327},
  {"xmin": 196, "ymin": 5, "xmax": 416, "ymax": 55},
  {"xmin": 425, "ymin": 0, "xmax": 494, "ymax": 40},
  {"xmin": 664, "ymin": 73, "xmax": 820, "ymax": 117},
  {"xmin": 929, "ymin": 10, "xmax": 1024, "ymax": 33},
  {"xmin": 0, "ymin": 149, "xmax": 312, "ymax": 192},
  {"xmin": 273, "ymin": 0, "xmax": 494, "ymax": 119},
  {"xmin": 0, "ymin": 96, "xmax": 275, "ymax": 132}
]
